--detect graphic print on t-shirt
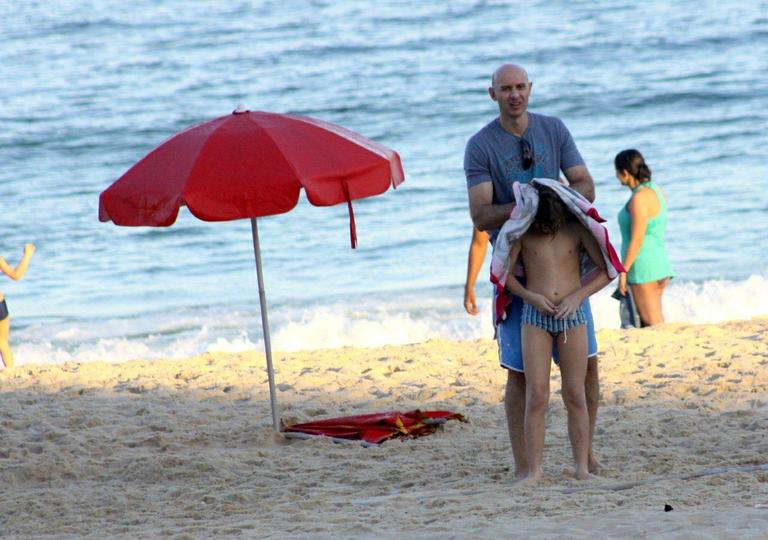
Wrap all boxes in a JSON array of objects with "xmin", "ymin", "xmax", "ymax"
[{"xmin": 501, "ymin": 145, "xmax": 550, "ymax": 186}]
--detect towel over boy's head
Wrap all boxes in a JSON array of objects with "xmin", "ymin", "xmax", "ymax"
[
  {"xmin": 489, "ymin": 178, "xmax": 626, "ymax": 324},
  {"xmin": 530, "ymin": 184, "xmax": 574, "ymax": 236}
]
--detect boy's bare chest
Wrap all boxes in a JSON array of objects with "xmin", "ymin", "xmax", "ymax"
[{"xmin": 521, "ymin": 229, "xmax": 580, "ymax": 264}]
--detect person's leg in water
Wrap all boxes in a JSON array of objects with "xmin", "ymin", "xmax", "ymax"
[
  {"xmin": 0, "ymin": 316, "xmax": 13, "ymax": 368},
  {"xmin": 631, "ymin": 278, "xmax": 670, "ymax": 326},
  {"xmin": 521, "ymin": 323, "xmax": 554, "ymax": 485},
  {"xmin": 556, "ymin": 324, "xmax": 591, "ymax": 480}
]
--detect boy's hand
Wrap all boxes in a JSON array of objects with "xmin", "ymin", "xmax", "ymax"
[
  {"xmin": 529, "ymin": 293, "xmax": 556, "ymax": 315},
  {"xmin": 555, "ymin": 293, "xmax": 582, "ymax": 320},
  {"xmin": 24, "ymin": 243, "xmax": 36, "ymax": 255}
]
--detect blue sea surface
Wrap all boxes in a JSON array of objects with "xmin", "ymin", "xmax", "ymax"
[{"xmin": 1, "ymin": 0, "xmax": 767, "ymax": 364}]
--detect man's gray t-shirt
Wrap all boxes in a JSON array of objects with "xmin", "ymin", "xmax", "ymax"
[{"xmin": 464, "ymin": 111, "xmax": 584, "ymax": 240}]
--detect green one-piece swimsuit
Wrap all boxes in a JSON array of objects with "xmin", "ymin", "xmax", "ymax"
[{"xmin": 617, "ymin": 181, "xmax": 674, "ymax": 285}]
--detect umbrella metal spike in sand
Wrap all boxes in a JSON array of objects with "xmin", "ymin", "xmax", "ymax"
[
  {"xmin": 99, "ymin": 105, "xmax": 404, "ymax": 431},
  {"xmin": 250, "ymin": 217, "xmax": 278, "ymax": 429}
]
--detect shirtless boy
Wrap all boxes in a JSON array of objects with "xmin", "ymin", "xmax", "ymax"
[{"xmin": 505, "ymin": 186, "xmax": 611, "ymax": 483}]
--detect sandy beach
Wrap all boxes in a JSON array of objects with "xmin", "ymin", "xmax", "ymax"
[{"xmin": 2, "ymin": 317, "xmax": 767, "ymax": 538}]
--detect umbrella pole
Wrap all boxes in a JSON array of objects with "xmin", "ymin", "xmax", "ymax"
[{"xmin": 250, "ymin": 218, "xmax": 280, "ymax": 431}]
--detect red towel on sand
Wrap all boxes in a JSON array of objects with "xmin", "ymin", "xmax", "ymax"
[{"xmin": 282, "ymin": 410, "xmax": 466, "ymax": 444}]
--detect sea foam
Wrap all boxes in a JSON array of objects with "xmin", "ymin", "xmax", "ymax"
[{"xmin": 11, "ymin": 274, "xmax": 767, "ymax": 366}]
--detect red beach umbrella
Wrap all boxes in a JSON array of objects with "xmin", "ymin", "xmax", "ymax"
[{"xmin": 99, "ymin": 105, "xmax": 404, "ymax": 430}]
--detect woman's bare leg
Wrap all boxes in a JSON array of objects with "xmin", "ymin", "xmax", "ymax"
[
  {"xmin": 521, "ymin": 324, "xmax": 553, "ymax": 485},
  {"xmin": 556, "ymin": 326, "xmax": 590, "ymax": 479},
  {"xmin": 631, "ymin": 278, "xmax": 670, "ymax": 326},
  {"xmin": 0, "ymin": 317, "xmax": 13, "ymax": 368}
]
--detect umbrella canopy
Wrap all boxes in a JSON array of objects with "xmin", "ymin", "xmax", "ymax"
[
  {"xmin": 99, "ymin": 107, "xmax": 404, "ymax": 430},
  {"xmin": 99, "ymin": 107, "xmax": 404, "ymax": 246}
]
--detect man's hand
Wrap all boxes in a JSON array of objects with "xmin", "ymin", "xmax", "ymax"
[
  {"xmin": 529, "ymin": 293, "xmax": 556, "ymax": 315},
  {"xmin": 463, "ymin": 288, "xmax": 479, "ymax": 315}
]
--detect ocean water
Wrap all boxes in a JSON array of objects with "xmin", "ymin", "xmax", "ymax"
[{"xmin": 1, "ymin": 0, "xmax": 767, "ymax": 366}]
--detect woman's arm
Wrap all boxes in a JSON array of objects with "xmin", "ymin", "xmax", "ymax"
[
  {"xmin": 0, "ymin": 244, "xmax": 36, "ymax": 281},
  {"xmin": 505, "ymin": 240, "xmax": 557, "ymax": 315},
  {"xmin": 464, "ymin": 228, "xmax": 489, "ymax": 315}
]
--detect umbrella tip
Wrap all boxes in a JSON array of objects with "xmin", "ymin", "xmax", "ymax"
[{"xmin": 233, "ymin": 103, "xmax": 249, "ymax": 114}]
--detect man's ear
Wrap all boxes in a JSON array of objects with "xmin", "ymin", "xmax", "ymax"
[{"xmin": 488, "ymin": 87, "xmax": 497, "ymax": 101}]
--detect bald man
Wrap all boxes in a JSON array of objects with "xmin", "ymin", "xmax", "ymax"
[{"xmin": 464, "ymin": 64, "xmax": 600, "ymax": 478}]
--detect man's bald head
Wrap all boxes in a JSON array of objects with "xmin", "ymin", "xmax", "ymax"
[
  {"xmin": 491, "ymin": 64, "xmax": 529, "ymax": 88},
  {"xmin": 488, "ymin": 64, "xmax": 532, "ymax": 122}
]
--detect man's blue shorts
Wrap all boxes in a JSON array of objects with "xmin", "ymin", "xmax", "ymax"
[{"xmin": 496, "ymin": 292, "xmax": 598, "ymax": 372}]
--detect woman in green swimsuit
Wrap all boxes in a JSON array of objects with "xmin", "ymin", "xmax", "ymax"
[{"xmin": 615, "ymin": 149, "xmax": 673, "ymax": 326}]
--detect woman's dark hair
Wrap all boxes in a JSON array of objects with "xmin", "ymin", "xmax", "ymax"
[
  {"xmin": 531, "ymin": 184, "xmax": 571, "ymax": 236},
  {"xmin": 614, "ymin": 149, "xmax": 652, "ymax": 182}
]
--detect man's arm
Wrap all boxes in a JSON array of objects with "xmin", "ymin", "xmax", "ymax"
[
  {"xmin": 563, "ymin": 164, "xmax": 595, "ymax": 203},
  {"xmin": 464, "ymin": 228, "xmax": 489, "ymax": 315},
  {"xmin": 468, "ymin": 183, "xmax": 515, "ymax": 231},
  {"xmin": 465, "ymin": 136, "xmax": 515, "ymax": 230}
]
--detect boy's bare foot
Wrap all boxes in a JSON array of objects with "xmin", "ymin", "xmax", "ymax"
[
  {"xmin": 520, "ymin": 474, "xmax": 542, "ymax": 487},
  {"xmin": 514, "ymin": 466, "xmax": 528, "ymax": 480},
  {"xmin": 588, "ymin": 454, "xmax": 601, "ymax": 473},
  {"xmin": 573, "ymin": 466, "xmax": 590, "ymax": 480},
  {"xmin": 515, "ymin": 466, "xmax": 543, "ymax": 486}
]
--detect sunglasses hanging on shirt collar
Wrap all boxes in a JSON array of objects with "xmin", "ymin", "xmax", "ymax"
[{"xmin": 521, "ymin": 139, "xmax": 534, "ymax": 170}]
